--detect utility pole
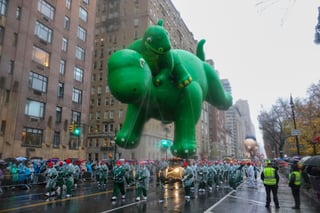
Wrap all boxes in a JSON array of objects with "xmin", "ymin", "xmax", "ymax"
[{"xmin": 290, "ymin": 94, "xmax": 300, "ymax": 156}]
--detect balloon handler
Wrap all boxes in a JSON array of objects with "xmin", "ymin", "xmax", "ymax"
[
  {"xmin": 111, "ymin": 160, "xmax": 126, "ymax": 201},
  {"xmin": 182, "ymin": 161, "xmax": 194, "ymax": 200},
  {"xmin": 64, "ymin": 159, "xmax": 75, "ymax": 198},
  {"xmin": 135, "ymin": 161, "xmax": 150, "ymax": 201},
  {"xmin": 107, "ymin": 21, "xmax": 232, "ymax": 158},
  {"xmin": 44, "ymin": 161, "xmax": 58, "ymax": 197}
]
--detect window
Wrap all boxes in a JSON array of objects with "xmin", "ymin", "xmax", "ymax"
[
  {"xmin": 35, "ymin": 21, "xmax": 52, "ymax": 43},
  {"xmin": 0, "ymin": 26, "xmax": 4, "ymax": 45},
  {"xmin": 37, "ymin": 0, "xmax": 55, "ymax": 20},
  {"xmin": 97, "ymin": 86, "xmax": 102, "ymax": 94},
  {"xmin": 66, "ymin": 0, "xmax": 71, "ymax": 9},
  {"xmin": 13, "ymin": 33, "xmax": 18, "ymax": 47},
  {"xmin": 22, "ymin": 127, "xmax": 43, "ymax": 147},
  {"xmin": 62, "ymin": 37, "xmax": 68, "ymax": 52},
  {"xmin": 72, "ymin": 110, "xmax": 81, "ymax": 123},
  {"xmin": 8, "ymin": 60, "xmax": 14, "ymax": 74},
  {"xmin": 16, "ymin": 6, "xmax": 21, "ymax": 20},
  {"xmin": 28, "ymin": 71, "xmax": 47, "ymax": 92},
  {"xmin": 53, "ymin": 131, "xmax": 60, "ymax": 148},
  {"xmin": 74, "ymin": 66, "xmax": 83, "ymax": 82},
  {"xmin": 103, "ymin": 111, "xmax": 108, "ymax": 119},
  {"xmin": 72, "ymin": 88, "xmax": 82, "ymax": 103},
  {"xmin": 79, "ymin": 7, "xmax": 87, "ymax": 22},
  {"xmin": 75, "ymin": 46, "xmax": 85, "ymax": 61},
  {"xmin": 0, "ymin": 0, "xmax": 7, "ymax": 16},
  {"xmin": 82, "ymin": 0, "xmax": 88, "ymax": 5},
  {"xmin": 64, "ymin": 16, "xmax": 70, "ymax": 30},
  {"xmin": 57, "ymin": 82, "xmax": 64, "ymax": 97},
  {"xmin": 96, "ymin": 112, "xmax": 100, "ymax": 120},
  {"xmin": 59, "ymin": 59, "xmax": 65, "ymax": 74},
  {"xmin": 55, "ymin": 106, "xmax": 62, "ymax": 123},
  {"xmin": 77, "ymin": 26, "xmax": 86, "ymax": 41},
  {"xmin": 32, "ymin": 46, "xmax": 50, "ymax": 67},
  {"xmin": 1, "ymin": 120, "xmax": 6, "ymax": 134},
  {"xmin": 25, "ymin": 99, "xmax": 45, "ymax": 118}
]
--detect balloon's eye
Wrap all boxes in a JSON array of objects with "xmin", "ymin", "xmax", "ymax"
[{"xmin": 139, "ymin": 58, "xmax": 145, "ymax": 68}]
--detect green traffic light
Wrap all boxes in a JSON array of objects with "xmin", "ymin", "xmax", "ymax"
[
  {"xmin": 161, "ymin": 139, "xmax": 171, "ymax": 148},
  {"xmin": 73, "ymin": 128, "xmax": 80, "ymax": 136}
]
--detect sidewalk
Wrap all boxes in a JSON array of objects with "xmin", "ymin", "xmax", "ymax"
[{"xmin": 205, "ymin": 173, "xmax": 320, "ymax": 213}]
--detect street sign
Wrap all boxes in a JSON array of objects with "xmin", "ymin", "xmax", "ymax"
[{"xmin": 291, "ymin": 129, "xmax": 301, "ymax": 136}]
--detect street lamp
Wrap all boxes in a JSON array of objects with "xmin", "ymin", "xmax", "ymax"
[{"xmin": 290, "ymin": 94, "xmax": 300, "ymax": 156}]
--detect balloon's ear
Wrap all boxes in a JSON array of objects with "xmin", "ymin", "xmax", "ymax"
[{"xmin": 157, "ymin": 19, "xmax": 164, "ymax": 26}]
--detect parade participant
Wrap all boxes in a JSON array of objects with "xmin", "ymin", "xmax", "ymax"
[
  {"xmin": 261, "ymin": 160, "xmax": 280, "ymax": 209},
  {"xmin": 213, "ymin": 161, "xmax": 222, "ymax": 188},
  {"xmin": 73, "ymin": 161, "xmax": 81, "ymax": 188},
  {"xmin": 158, "ymin": 158, "xmax": 168, "ymax": 187},
  {"xmin": 55, "ymin": 161, "xmax": 65, "ymax": 199},
  {"xmin": 64, "ymin": 159, "xmax": 75, "ymax": 198},
  {"xmin": 124, "ymin": 161, "xmax": 135, "ymax": 186},
  {"xmin": 247, "ymin": 162, "xmax": 255, "ymax": 188},
  {"xmin": 182, "ymin": 161, "xmax": 194, "ymax": 200},
  {"xmin": 289, "ymin": 164, "xmax": 301, "ymax": 209},
  {"xmin": 197, "ymin": 161, "xmax": 208, "ymax": 192},
  {"xmin": 44, "ymin": 161, "xmax": 58, "ymax": 197},
  {"xmin": 207, "ymin": 162, "xmax": 216, "ymax": 191},
  {"xmin": 111, "ymin": 160, "xmax": 126, "ymax": 201},
  {"xmin": 97, "ymin": 161, "xmax": 108, "ymax": 188},
  {"xmin": 135, "ymin": 161, "xmax": 150, "ymax": 201}
]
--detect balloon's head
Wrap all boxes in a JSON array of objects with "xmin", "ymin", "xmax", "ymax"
[
  {"xmin": 143, "ymin": 19, "xmax": 171, "ymax": 55},
  {"xmin": 108, "ymin": 49, "xmax": 152, "ymax": 103}
]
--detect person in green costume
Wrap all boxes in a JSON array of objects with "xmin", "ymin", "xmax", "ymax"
[{"xmin": 128, "ymin": 19, "xmax": 192, "ymax": 88}]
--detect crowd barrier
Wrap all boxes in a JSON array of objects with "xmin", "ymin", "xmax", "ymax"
[{"xmin": 0, "ymin": 173, "xmax": 47, "ymax": 192}]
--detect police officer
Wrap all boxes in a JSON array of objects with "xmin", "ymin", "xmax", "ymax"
[
  {"xmin": 261, "ymin": 160, "xmax": 280, "ymax": 209},
  {"xmin": 289, "ymin": 164, "xmax": 301, "ymax": 209}
]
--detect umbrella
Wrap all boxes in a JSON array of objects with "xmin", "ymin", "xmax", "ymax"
[
  {"xmin": 299, "ymin": 156, "xmax": 312, "ymax": 164},
  {"xmin": 16, "ymin": 156, "xmax": 27, "ymax": 161},
  {"xmin": 303, "ymin": 155, "xmax": 320, "ymax": 167}
]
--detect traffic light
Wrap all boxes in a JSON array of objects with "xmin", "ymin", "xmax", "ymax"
[
  {"xmin": 160, "ymin": 139, "xmax": 171, "ymax": 149},
  {"xmin": 73, "ymin": 127, "xmax": 81, "ymax": 136},
  {"xmin": 73, "ymin": 123, "xmax": 81, "ymax": 136},
  {"xmin": 69, "ymin": 122, "xmax": 74, "ymax": 133}
]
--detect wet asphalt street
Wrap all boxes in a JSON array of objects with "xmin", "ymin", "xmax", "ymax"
[{"xmin": 1, "ymin": 174, "xmax": 320, "ymax": 213}]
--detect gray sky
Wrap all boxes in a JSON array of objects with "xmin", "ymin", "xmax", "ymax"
[{"xmin": 171, "ymin": 0, "xmax": 320, "ymax": 148}]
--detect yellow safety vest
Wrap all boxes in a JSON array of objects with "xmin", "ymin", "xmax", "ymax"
[
  {"xmin": 289, "ymin": 171, "xmax": 301, "ymax": 186},
  {"xmin": 263, "ymin": 167, "xmax": 276, "ymax": 185}
]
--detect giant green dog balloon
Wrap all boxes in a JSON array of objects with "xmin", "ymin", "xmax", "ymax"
[{"xmin": 107, "ymin": 30, "xmax": 232, "ymax": 159}]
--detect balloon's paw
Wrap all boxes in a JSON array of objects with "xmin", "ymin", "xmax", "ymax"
[
  {"xmin": 170, "ymin": 142, "xmax": 196, "ymax": 158},
  {"xmin": 115, "ymin": 134, "xmax": 140, "ymax": 149},
  {"xmin": 178, "ymin": 76, "xmax": 192, "ymax": 88},
  {"xmin": 153, "ymin": 78, "xmax": 161, "ymax": 87}
]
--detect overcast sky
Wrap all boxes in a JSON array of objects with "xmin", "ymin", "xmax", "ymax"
[{"xmin": 171, "ymin": 0, "xmax": 320, "ymax": 148}]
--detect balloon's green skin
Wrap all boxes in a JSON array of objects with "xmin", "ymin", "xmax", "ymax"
[
  {"xmin": 107, "ymin": 43, "xmax": 232, "ymax": 158},
  {"xmin": 127, "ymin": 20, "xmax": 192, "ymax": 88}
]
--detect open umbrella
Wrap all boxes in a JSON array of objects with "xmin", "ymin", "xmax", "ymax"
[
  {"xmin": 16, "ymin": 156, "xmax": 27, "ymax": 161},
  {"xmin": 303, "ymin": 155, "xmax": 320, "ymax": 167}
]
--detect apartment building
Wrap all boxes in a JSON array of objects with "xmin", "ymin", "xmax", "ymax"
[{"xmin": 0, "ymin": 0, "xmax": 95, "ymax": 160}]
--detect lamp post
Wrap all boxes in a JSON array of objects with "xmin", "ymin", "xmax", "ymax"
[
  {"xmin": 113, "ymin": 128, "xmax": 118, "ymax": 161},
  {"xmin": 290, "ymin": 94, "xmax": 300, "ymax": 156}
]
